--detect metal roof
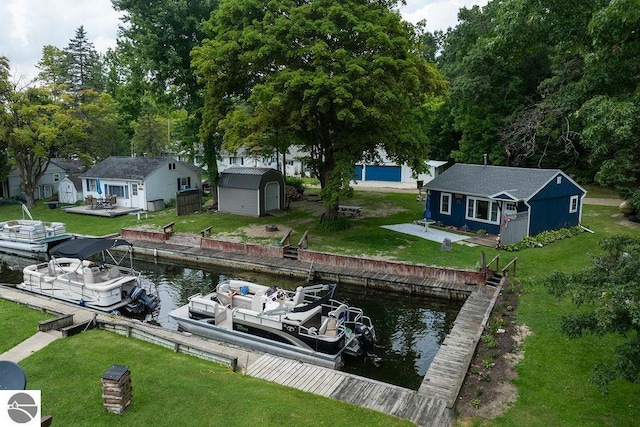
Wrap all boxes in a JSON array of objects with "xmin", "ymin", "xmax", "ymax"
[
  {"xmin": 218, "ymin": 167, "xmax": 281, "ymax": 189},
  {"xmin": 425, "ymin": 163, "xmax": 584, "ymax": 201}
]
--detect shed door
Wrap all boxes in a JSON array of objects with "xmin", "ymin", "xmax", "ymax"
[{"xmin": 265, "ymin": 181, "xmax": 280, "ymax": 212}]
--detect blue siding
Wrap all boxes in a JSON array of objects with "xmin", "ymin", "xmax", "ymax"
[
  {"xmin": 353, "ymin": 165, "xmax": 363, "ymax": 180},
  {"xmin": 430, "ymin": 191, "xmax": 500, "ymax": 235},
  {"xmin": 528, "ymin": 173, "xmax": 584, "ymax": 235},
  {"xmin": 365, "ymin": 165, "xmax": 401, "ymax": 181}
]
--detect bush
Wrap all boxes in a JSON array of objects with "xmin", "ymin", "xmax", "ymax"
[
  {"xmin": 314, "ymin": 216, "xmax": 351, "ymax": 232},
  {"xmin": 502, "ymin": 226, "xmax": 583, "ymax": 251},
  {"xmin": 286, "ymin": 177, "xmax": 305, "ymax": 194}
]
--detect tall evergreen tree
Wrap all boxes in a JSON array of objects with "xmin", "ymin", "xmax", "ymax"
[{"xmin": 65, "ymin": 26, "xmax": 105, "ymax": 97}]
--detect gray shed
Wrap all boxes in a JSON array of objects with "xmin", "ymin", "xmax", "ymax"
[{"xmin": 217, "ymin": 167, "xmax": 286, "ymax": 217}]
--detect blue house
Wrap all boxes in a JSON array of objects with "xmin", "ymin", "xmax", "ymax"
[{"xmin": 424, "ymin": 164, "xmax": 587, "ymax": 244}]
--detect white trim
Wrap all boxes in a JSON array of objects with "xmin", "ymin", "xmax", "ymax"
[
  {"xmin": 466, "ymin": 197, "xmax": 500, "ymax": 225},
  {"xmin": 569, "ymin": 195, "xmax": 579, "ymax": 213},
  {"xmin": 440, "ymin": 193, "xmax": 452, "ymax": 215}
]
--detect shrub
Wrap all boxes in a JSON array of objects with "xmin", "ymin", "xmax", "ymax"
[
  {"xmin": 502, "ymin": 226, "xmax": 583, "ymax": 251},
  {"xmin": 286, "ymin": 177, "xmax": 306, "ymax": 193},
  {"xmin": 314, "ymin": 216, "xmax": 351, "ymax": 232}
]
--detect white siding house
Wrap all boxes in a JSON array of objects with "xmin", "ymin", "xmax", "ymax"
[
  {"xmin": 80, "ymin": 156, "xmax": 202, "ymax": 210},
  {"xmin": 7, "ymin": 158, "xmax": 85, "ymax": 201}
]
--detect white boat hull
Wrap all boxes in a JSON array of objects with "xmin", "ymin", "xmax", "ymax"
[{"xmin": 0, "ymin": 218, "xmax": 72, "ymax": 258}]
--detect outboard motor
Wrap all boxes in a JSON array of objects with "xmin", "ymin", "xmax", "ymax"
[
  {"xmin": 354, "ymin": 325, "xmax": 375, "ymax": 355},
  {"xmin": 129, "ymin": 286, "xmax": 160, "ymax": 314}
]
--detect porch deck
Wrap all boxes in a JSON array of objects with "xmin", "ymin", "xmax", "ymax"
[{"xmin": 63, "ymin": 205, "xmax": 142, "ymax": 217}]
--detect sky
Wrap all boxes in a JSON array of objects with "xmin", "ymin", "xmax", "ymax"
[{"xmin": 1, "ymin": 0, "xmax": 488, "ymax": 84}]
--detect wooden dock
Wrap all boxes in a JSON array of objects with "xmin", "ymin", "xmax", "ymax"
[
  {"xmin": 246, "ymin": 354, "xmax": 453, "ymax": 426},
  {"xmin": 419, "ymin": 286, "xmax": 501, "ymax": 406},
  {"xmin": 245, "ymin": 285, "xmax": 501, "ymax": 426}
]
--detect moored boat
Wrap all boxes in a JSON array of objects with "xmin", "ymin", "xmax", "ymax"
[
  {"xmin": 169, "ymin": 279, "xmax": 377, "ymax": 369},
  {"xmin": 0, "ymin": 204, "xmax": 73, "ymax": 258},
  {"xmin": 19, "ymin": 237, "xmax": 159, "ymax": 317}
]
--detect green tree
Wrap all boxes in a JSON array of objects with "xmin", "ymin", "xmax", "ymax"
[
  {"xmin": 36, "ymin": 27, "xmax": 105, "ymax": 98},
  {"xmin": 0, "ymin": 56, "xmax": 12, "ymax": 183},
  {"xmin": 194, "ymin": 0, "xmax": 445, "ymax": 217},
  {"xmin": 131, "ymin": 100, "xmax": 166, "ymax": 157},
  {"xmin": 3, "ymin": 86, "xmax": 83, "ymax": 207},
  {"xmin": 578, "ymin": 0, "xmax": 640, "ymax": 208},
  {"xmin": 542, "ymin": 235, "xmax": 640, "ymax": 393},
  {"xmin": 113, "ymin": 0, "xmax": 217, "ymax": 178},
  {"xmin": 65, "ymin": 25, "xmax": 105, "ymax": 96}
]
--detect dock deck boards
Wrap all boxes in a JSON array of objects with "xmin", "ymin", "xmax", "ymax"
[{"xmin": 246, "ymin": 354, "xmax": 452, "ymax": 426}]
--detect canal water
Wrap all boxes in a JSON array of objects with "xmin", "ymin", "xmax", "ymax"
[{"xmin": 1, "ymin": 255, "xmax": 464, "ymax": 390}]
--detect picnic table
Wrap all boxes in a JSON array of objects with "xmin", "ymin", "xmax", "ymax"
[{"xmin": 338, "ymin": 205, "xmax": 363, "ymax": 217}]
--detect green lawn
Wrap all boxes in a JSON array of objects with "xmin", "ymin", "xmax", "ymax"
[
  {"xmin": 2, "ymin": 189, "xmax": 640, "ymax": 426},
  {"xmin": 0, "ymin": 299, "xmax": 52, "ymax": 353},
  {"xmin": 19, "ymin": 330, "xmax": 410, "ymax": 427}
]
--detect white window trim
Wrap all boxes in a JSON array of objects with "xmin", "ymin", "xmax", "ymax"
[
  {"xmin": 569, "ymin": 195, "xmax": 579, "ymax": 213},
  {"xmin": 440, "ymin": 193, "xmax": 452, "ymax": 215},
  {"xmin": 466, "ymin": 197, "xmax": 500, "ymax": 225}
]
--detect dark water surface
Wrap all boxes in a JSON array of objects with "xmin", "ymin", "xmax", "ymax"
[{"xmin": 1, "ymin": 255, "xmax": 464, "ymax": 390}]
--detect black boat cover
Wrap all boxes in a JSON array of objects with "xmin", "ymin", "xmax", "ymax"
[{"xmin": 49, "ymin": 238, "xmax": 131, "ymax": 260}]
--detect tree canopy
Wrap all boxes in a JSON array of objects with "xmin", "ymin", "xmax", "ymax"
[
  {"xmin": 542, "ymin": 235, "xmax": 640, "ymax": 392},
  {"xmin": 193, "ymin": 0, "xmax": 446, "ymax": 214}
]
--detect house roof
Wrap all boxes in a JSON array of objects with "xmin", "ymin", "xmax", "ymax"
[
  {"xmin": 50, "ymin": 158, "xmax": 85, "ymax": 173},
  {"xmin": 81, "ymin": 156, "xmax": 200, "ymax": 180},
  {"xmin": 425, "ymin": 163, "xmax": 585, "ymax": 201},
  {"xmin": 218, "ymin": 166, "xmax": 282, "ymax": 189}
]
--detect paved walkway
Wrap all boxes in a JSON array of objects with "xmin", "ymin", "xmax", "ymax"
[
  {"xmin": 381, "ymin": 223, "xmax": 470, "ymax": 244},
  {"xmin": 1, "ymin": 331, "xmax": 62, "ymax": 363}
]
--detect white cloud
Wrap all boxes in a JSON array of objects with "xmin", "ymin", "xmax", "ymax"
[
  {"xmin": 399, "ymin": 0, "xmax": 489, "ymax": 31},
  {"xmin": 0, "ymin": 0, "xmax": 121, "ymax": 83}
]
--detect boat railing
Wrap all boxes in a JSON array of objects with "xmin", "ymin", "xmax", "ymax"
[{"xmin": 233, "ymin": 308, "xmax": 282, "ymax": 329}]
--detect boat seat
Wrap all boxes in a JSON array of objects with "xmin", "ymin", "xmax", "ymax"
[
  {"xmin": 108, "ymin": 266, "xmax": 120, "ymax": 279},
  {"xmin": 318, "ymin": 316, "xmax": 338, "ymax": 336},
  {"xmin": 83, "ymin": 267, "xmax": 95, "ymax": 284},
  {"xmin": 251, "ymin": 292, "xmax": 265, "ymax": 312}
]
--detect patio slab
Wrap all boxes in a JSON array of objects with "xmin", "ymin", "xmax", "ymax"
[{"xmin": 381, "ymin": 223, "xmax": 469, "ymax": 244}]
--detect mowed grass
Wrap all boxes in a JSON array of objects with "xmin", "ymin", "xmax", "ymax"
[
  {"xmin": 3, "ymin": 187, "xmax": 640, "ymax": 425},
  {"xmin": 0, "ymin": 299, "xmax": 52, "ymax": 353},
  {"xmin": 19, "ymin": 330, "xmax": 411, "ymax": 427}
]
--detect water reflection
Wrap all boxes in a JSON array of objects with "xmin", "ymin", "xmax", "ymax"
[
  {"xmin": 133, "ymin": 258, "xmax": 463, "ymax": 390},
  {"xmin": 0, "ymin": 254, "xmax": 463, "ymax": 390}
]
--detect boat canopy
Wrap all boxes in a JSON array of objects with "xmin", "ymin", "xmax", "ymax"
[{"xmin": 49, "ymin": 238, "xmax": 131, "ymax": 260}]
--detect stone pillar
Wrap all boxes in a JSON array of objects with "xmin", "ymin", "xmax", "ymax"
[{"xmin": 101, "ymin": 364, "xmax": 132, "ymax": 414}]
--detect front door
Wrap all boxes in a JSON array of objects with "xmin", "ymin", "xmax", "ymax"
[{"xmin": 131, "ymin": 183, "xmax": 140, "ymax": 208}]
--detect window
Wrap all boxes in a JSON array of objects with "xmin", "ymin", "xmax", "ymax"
[
  {"xmin": 86, "ymin": 179, "xmax": 97, "ymax": 192},
  {"xmin": 466, "ymin": 197, "xmax": 499, "ymax": 224},
  {"xmin": 556, "ymin": 176, "xmax": 562, "ymax": 184},
  {"xmin": 105, "ymin": 185, "xmax": 128, "ymax": 199},
  {"xmin": 569, "ymin": 195, "xmax": 579, "ymax": 213},
  {"xmin": 168, "ymin": 163, "xmax": 176, "ymax": 170},
  {"xmin": 229, "ymin": 157, "xmax": 243, "ymax": 165},
  {"xmin": 504, "ymin": 202, "xmax": 517, "ymax": 213},
  {"xmin": 440, "ymin": 193, "xmax": 451, "ymax": 215},
  {"xmin": 53, "ymin": 173, "xmax": 60, "ymax": 183},
  {"xmin": 132, "ymin": 183, "xmax": 138, "ymax": 196},
  {"xmin": 178, "ymin": 177, "xmax": 191, "ymax": 190}
]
